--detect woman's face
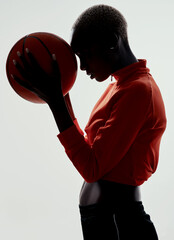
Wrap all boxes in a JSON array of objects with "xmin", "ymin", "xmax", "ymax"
[{"xmin": 75, "ymin": 43, "xmax": 115, "ymax": 82}]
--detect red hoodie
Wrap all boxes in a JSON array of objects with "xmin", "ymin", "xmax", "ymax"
[{"xmin": 57, "ymin": 59, "xmax": 167, "ymax": 186}]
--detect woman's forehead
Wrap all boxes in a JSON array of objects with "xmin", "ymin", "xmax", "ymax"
[
  {"xmin": 71, "ymin": 31, "xmax": 106, "ymax": 51},
  {"xmin": 74, "ymin": 44, "xmax": 103, "ymax": 56}
]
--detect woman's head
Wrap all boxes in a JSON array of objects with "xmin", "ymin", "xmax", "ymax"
[{"xmin": 70, "ymin": 5, "xmax": 130, "ymax": 81}]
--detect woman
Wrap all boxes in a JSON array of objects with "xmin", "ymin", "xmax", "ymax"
[{"xmin": 13, "ymin": 4, "xmax": 167, "ymax": 240}]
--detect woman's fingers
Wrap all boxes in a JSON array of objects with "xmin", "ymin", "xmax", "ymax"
[
  {"xmin": 15, "ymin": 50, "xmax": 60, "ymax": 83},
  {"xmin": 13, "ymin": 57, "xmax": 30, "ymax": 81},
  {"xmin": 52, "ymin": 54, "xmax": 61, "ymax": 79},
  {"xmin": 12, "ymin": 73, "xmax": 47, "ymax": 101},
  {"xmin": 17, "ymin": 50, "xmax": 32, "ymax": 73},
  {"xmin": 14, "ymin": 49, "xmax": 44, "ymax": 88},
  {"xmin": 11, "ymin": 74, "xmax": 35, "ymax": 93},
  {"xmin": 25, "ymin": 48, "xmax": 45, "ymax": 75}
]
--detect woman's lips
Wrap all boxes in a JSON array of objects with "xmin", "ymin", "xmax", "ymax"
[
  {"xmin": 87, "ymin": 71, "xmax": 95, "ymax": 79},
  {"xmin": 90, "ymin": 74, "xmax": 95, "ymax": 79}
]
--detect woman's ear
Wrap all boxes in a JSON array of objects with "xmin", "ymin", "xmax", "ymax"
[{"xmin": 106, "ymin": 33, "xmax": 120, "ymax": 53}]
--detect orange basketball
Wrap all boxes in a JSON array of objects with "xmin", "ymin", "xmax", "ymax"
[{"xmin": 6, "ymin": 32, "xmax": 77, "ymax": 103}]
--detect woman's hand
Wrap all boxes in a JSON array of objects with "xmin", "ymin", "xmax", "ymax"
[
  {"xmin": 12, "ymin": 48, "xmax": 63, "ymax": 104},
  {"xmin": 12, "ymin": 48, "xmax": 75, "ymax": 132}
]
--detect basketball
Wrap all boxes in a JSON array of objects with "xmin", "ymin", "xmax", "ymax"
[{"xmin": 6, "ymin": 32, "xmax": 77, "ymax": 103}]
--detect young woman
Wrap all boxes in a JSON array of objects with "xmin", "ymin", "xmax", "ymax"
[{"xmin": 13, "ymin": 4, "xmax": 167, "ymax": 240}]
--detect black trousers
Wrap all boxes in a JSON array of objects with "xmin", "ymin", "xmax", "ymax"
[{"xmin": 79, "ymin": 201, "xmax": 159, "ymax": 240}]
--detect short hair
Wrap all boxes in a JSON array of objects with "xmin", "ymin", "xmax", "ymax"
[{"xmin": 71, "ymin": 4, "xmax": 129, "ymax": 51}]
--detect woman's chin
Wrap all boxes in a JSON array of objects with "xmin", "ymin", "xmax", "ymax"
[{"xmin": 95, "ymin": 75, "xmax": 110, "ymax": 82}]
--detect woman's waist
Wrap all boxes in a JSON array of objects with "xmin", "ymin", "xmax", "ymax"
[
  {"xmin": 98, "ymin": 179, "xmax": 141, "ymax": 201},
  {"xmin": 79, "ymin": 180, "xmax": 141, "ymax": 206}
]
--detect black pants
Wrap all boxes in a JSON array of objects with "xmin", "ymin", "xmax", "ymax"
[{"xmin": 79, "ymin": 201, "xmax": 158, "ymax": 240}]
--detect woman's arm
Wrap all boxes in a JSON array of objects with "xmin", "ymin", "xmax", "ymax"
[
  {"xmin": 64, "ymin": 93, "xmax": 76, "ymax": 121},
  {"xmin": 48, "ymin": 95, "xmax": 74, "ymax": 133},
  {"xmin": 57, "ymin": 83, "xmax": 152, "ymax": 183}
]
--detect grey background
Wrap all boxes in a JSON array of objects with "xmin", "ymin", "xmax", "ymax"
[{"xmin": 0, "ymin": 0, "xmax": 172, "ymax": 239}]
